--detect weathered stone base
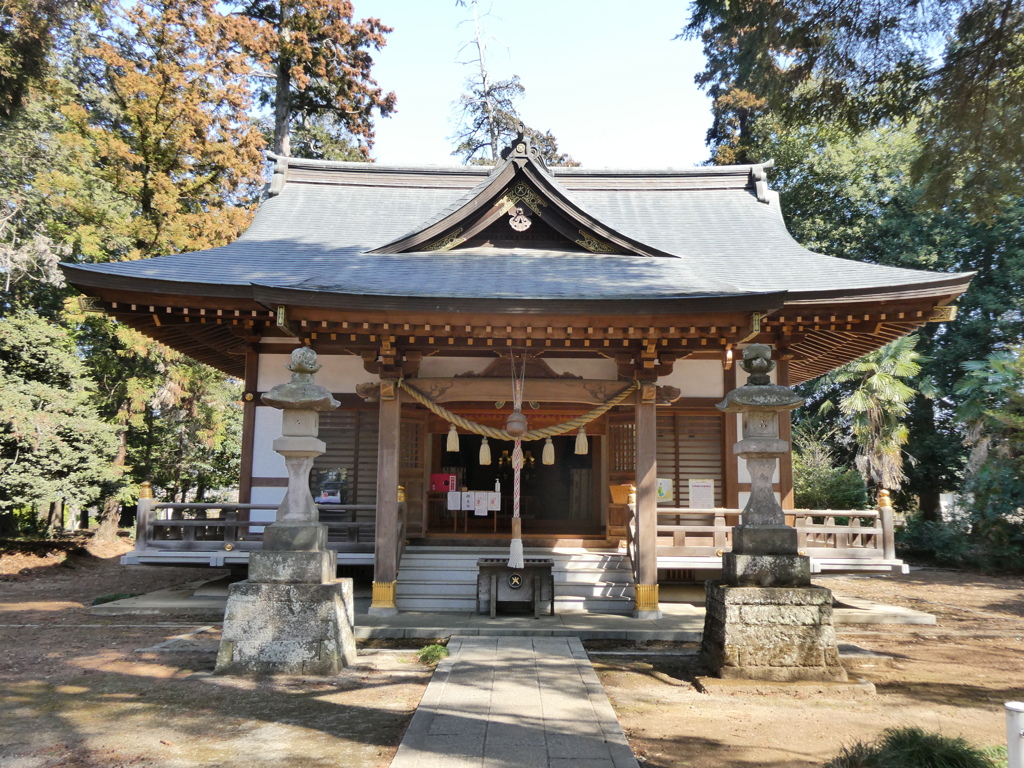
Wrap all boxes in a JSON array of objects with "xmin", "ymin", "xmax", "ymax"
[
  {"xmin": 723, "ymin": 552, "xmax": 811, "ymax": 587},
  {"xmin": 247, "ymin": 549, "xmax": 336, "ymax": 584},
  {"xmin": 700, "ymin": 581, "xmax": 848, "ymax": 682},
  {"xmin": 215, "ymin": 579, "xmax": 357, "ymax": 676}
]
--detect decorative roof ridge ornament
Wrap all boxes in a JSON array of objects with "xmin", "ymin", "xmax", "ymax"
[
  {"xmin": 750, "ymin": 159, "xmax": 776, "ymax": 205},
  {"xmin": 500, "ymin": 123, "xmax": 551, "ymax": 174},
  {"xmin": 266, "ymin": 154, "xmax": 288, "ymax": 198}
]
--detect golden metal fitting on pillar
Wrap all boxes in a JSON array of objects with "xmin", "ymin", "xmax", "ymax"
[
  {"xmin": 371, "ymin": 581, "xmax": 397, "ymax": 610},
  {"xmin": 397, "ymin": 485, "xmax": 407, "ymax": 503},
  {"xmin": 139, "ymin": 481, "xmax": 154, "ymax": 499},
  {"xmin": 635, "ymin": 583, "xmax": 659, "ymax": 612}
]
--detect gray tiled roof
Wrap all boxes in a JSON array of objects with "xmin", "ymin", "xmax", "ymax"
[{"xmin": 62, "ymin": 157, "xmax": 971, "ymax": 302}]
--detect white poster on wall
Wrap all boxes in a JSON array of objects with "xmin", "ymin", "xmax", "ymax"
[
  {"xmin": 656, "ymin": 478, "xmax": 674, "ymax": 503},
  {"xmin": 689, "ymin": 479, "xmax": 715, "ymax": 509}
]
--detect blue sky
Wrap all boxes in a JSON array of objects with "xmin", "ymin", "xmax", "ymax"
[{"xmin": 356, "ymin": 1, "xmax": 712, "ymax": 168}]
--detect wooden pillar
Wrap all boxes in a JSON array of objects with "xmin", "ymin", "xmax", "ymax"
[
  {"xmin": 237, "ymin": 344, "xmax": 259, "ymax": 507},
  {"xmin": 634, "ymin": 383, "xmax": 661, "ymax": 618},
  {"xmin": 722, "ymin": 363, "xmax": 739, "ymax": 509},
  {"xmin": 370, "ymin": 379, "xmax": 400, "ymax": 615},
  {"xmin": 777, "ymin": 359, "xmax": 795, "ymax": 510}
]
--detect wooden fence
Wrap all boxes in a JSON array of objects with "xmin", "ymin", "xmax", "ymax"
[
  {"xmin": 135, "ymin": 499, "xmax": 385, "ymax": 554},
  {"xmin": 627, "ymin": 505, "xmax": 897, "ymax": 569}
]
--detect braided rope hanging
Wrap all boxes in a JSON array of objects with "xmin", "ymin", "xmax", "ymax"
[
  {"xmin": 396, "ymin": 380, "xmax": 640, "ymax": 440},
  {"xmin": 396, "ymin": 376, "xmax": 640, "ymax": 570},
  {"xmin": 508, "ymin": 355, "xmax": 527, "ymax": 568}
]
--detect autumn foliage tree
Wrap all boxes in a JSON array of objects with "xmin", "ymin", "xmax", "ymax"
[
  {"xmin": 0, "ymin": 0, "xmax": 395, "ymax": 537},
  {"xmin": 235, "ymin": 0, "xmax": 396, "ymax": 157},
  {"xmin": 67, "ymin": 0, "xmax": 265, "ymax": 260}
]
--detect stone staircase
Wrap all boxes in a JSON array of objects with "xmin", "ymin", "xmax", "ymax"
[{"xmin": 394, "ymin": 546, "xmax": 635, "ymax": 614}]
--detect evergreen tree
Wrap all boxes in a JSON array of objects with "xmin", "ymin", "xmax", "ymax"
[
  {"xmin": 761, "ymin": 118, "xmax": 1024, "ymax": 515},
  {"xmin": 682, "ymin": 0, "xmax": 1024, "ymax": 218},
  {"xmin": 0, "ymin": 310, "xmax": 118, "ymax": 534}
]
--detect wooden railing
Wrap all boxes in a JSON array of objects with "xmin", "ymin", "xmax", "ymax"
[
  {"xmin": 623, "ymin": 505, "xmax": 897, "ymax": 566},
  {"xmin": 135, "ymin": 500, "xmax": 379, "ymax": 553}
]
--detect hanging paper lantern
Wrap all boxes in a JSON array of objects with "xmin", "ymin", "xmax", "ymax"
[
  {"xmin": 446, "ymin": 424, "xmax": 460, "ymax": 452},
  {"xmin": 542, "ymin": 437, "xmax": 555, "ymax": 465},
  {"xmin": 479, "ymin": 437, "xmax": 492, "ymax": 465},
  {"xmin": 575, "ymin": 426, "xmax": 589, "ymax": 455},
  {"xmin": 505, "ymin": 409, "xmax": 528, "ymax": 438}
]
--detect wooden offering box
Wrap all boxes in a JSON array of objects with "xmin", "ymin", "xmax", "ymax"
[{"xmin": 476, "ymin": 558, "xmax": 555, "ymax": 619}]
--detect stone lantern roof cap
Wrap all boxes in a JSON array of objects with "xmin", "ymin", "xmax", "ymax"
[
  {"xmin": 261, "ymin": 347, "xmax": 340, "ymax": 411},
  {"xmin": 717, "ymin": 344, "xmax": 805, "ymax": 412}
]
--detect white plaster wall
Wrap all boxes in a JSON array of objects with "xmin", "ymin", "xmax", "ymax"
[
  {"xmin": 417, "ymin": 356, "xmax": 491, "ymax": 378},
  {"xmin": 257, "ymin": 352, "xmax": 367, "ymax": 393},
  {"xmin": 252, "ymin": 406, "xmax": 285, "ymax": 478},
  {"xmin": 543, "ymin": 357, "xmax": 617, "ymax": 379},
  {"xmin": 658, "ymin": 359, "xmax": 725, "ymax": 398}
]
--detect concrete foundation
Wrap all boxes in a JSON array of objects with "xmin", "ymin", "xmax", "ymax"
[
  {"xmin": 701, "ymin": 581, "xmax": 848, "ymax": 682},
  {"xmin": 216, "ymin": 576, "xmax": 357, "ymax": 675}
]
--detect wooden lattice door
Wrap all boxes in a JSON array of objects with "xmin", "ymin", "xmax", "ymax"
[
  {"xmin": 606, "ymin": 409, "xmax": 636, "ymax": 537},
  {"xmin": 399, "ymin": 407, "xmax": 429, "ymax": 537}
]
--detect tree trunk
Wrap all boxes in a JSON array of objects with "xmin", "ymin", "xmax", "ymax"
[
  {"xmin": 96, "ymin": 429, "xmax": 128, "ymax": 542},
  {"xmin": 272, "ymin": 8, "xmax": 292, "ymax": 157},
  {"xmin": 273, "ymin": 61, "xmax": 291, "ymax": 156},
  {"xmin": 47, "ymin": 499, "xmax": 64, "ymax": 534},
  {"xmin": 918, "ymin": 488, "xmax": 942, "ymax": 522}
]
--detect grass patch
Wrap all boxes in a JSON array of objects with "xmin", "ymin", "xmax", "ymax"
[
  {"xmin": 417, "ymin": 644, "xmax": 449, "ymax": 666},
  {"xmin": 825, "ymin": 726, "xmax": 1000, "ymax": 768}
]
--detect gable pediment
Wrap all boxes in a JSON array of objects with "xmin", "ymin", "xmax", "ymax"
[{"xmin": 369, "ymin": 130, "xmax": 674, "ymax": 257}]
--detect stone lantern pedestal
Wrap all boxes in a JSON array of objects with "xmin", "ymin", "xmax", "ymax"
[
  {"xmin": 216, "ymin": 348, "xmax": 357, "ymax": 676},
  {"xmin": 700, "ymin": 345, "xmax": 847, "ymax": 682}
]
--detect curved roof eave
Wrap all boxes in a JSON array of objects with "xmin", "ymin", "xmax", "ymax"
[{"xmin": 247, "ymin": 283, "xmax": 791, "ymax": 316}]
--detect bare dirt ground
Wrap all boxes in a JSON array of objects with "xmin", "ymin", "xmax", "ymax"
[
  {"xmin": 1, "ymin": 538, "xmax": 1022, "ymax": 767},
  {"xmin": 0, "ymin": 536, "xmax": 431, "ymax": 768},
  {"xmin": 597, "ymin": 569, "xmax": 1024, "ymax": 767}
]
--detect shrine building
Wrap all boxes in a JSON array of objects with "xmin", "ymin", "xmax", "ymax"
[{"xmin": 62, "ymin": 131, "xmax": 971, "ymax": 616}]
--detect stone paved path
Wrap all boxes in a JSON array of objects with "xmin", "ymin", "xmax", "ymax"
[{"xmin": 390, "ymin": 636, "xmax": 639, "ymax": 768}]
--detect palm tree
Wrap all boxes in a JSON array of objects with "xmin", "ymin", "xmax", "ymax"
[{"xmin": 819, "ymin": 335, "xmax": 928, "ymax": 494}]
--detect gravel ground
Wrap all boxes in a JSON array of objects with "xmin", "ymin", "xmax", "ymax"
[{"xmin": 2, "ymin": 537, "xmax": 1021, "ymax": 767}]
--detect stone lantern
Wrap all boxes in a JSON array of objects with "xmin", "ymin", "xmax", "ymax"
[
  {"xmin": 216, "ymin": 347, "xmax": 357, "ymax": 676},
  {"xmin": 700, "ymin": 344, "xmax": 847, "ymax": 682}
]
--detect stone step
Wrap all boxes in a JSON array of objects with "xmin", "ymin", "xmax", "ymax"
[{"xmin": 395, "ymin": 547, "xmax": 636, "ymax": 613}]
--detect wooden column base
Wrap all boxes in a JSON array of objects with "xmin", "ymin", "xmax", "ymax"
[
  {"xmin": 634, "ymin": 583, "xmax": 662, "ymax": 619},
  {"xmin": 369, "ymin": 580, "xmax": 398, "ymax": 616}
]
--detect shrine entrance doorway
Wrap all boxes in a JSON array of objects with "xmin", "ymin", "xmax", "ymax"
[{"xmin": 427, "ymin": 434, "xmax": 602, "ymax": 537}]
